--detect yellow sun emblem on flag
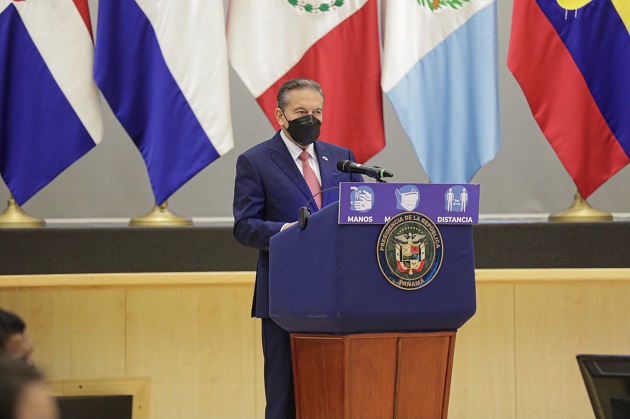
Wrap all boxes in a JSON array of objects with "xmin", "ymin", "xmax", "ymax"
[{"xmin": 557, "ymin": 0, "xmax": 594, "ymax": 19}]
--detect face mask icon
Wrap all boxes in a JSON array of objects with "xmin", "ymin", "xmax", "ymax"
[{"xmin": 396, "ymin": 188, "xmax": 419, "ymax": 211}]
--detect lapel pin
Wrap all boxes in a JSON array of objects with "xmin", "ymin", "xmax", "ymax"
[{"xmin": 323, "ymin": 156, "xmax": 328, "ymax": 161}]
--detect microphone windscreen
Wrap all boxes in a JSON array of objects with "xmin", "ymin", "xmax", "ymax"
[{"xmin": 337, "ymin": 160, "xmax": 350, "ymax": 172}]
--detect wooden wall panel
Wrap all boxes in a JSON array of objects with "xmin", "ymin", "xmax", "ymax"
[
  {"xmin": 514, "ymin": 281, "xmax": 630, "ymax": 419},
  {"xmin": 0, "ymin": 289, "xmax": 126, "ymax": 379},
  {"xmin": 125, "ymin": 285, "xmax": 258, "ymax": 419},
  {"xmin": 449, "ymin": 284, "xmax": 516, "ymax": 419}
]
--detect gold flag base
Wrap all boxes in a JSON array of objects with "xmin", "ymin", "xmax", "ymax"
[
  {"xmin": 548, "ymin": 192, "xmax": 612, "ymax": 222},
  {"xmin": 129, "ymin": 201, "xmax": 192, "ymax": 227},
  {"xmin": 0, "ymin": 196, "xmax": 45, "ymax": 228}
]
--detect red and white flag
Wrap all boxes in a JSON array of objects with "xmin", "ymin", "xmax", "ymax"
[{"xmin": 227, "ymin": 0, "xmax": 384, "ymax": 163}]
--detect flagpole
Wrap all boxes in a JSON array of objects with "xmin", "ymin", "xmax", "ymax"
[
  {"xmin": 0, "ymin": 195, "xmax": 45, "ymax": 228},
  {"xmin": 548, "ymin": 190, "xmax": 612, "ymax": 222},
  {"xmin": 129, "ymin": 200, "xmax": 192, "ymax": 227}
]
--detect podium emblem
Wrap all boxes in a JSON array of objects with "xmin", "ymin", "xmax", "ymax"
[{"xmin": 377, "ymin": 212, "xmax": 443, "ymax": 290}]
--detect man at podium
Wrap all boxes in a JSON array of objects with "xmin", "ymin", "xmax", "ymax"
[{"xmin": 233, "ymin": 78, "xmax": 361, "ymax": 419}]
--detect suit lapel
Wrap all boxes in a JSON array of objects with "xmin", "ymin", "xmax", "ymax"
[
  {"xmin": 315, "ymin": 141, "xmax": 338, "ymax": 208},
  {"xmin": 268, "ymin": 132, "xmax": 315, "ymax": 210}
]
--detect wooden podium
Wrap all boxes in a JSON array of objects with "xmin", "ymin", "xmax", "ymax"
[
  {"xmin": 291, "ymin": 332, "xmax": 456, "ymax": 419},
  {"xmin": 269, "ymin": 192, "xmax": 477, "ymax": 419}
]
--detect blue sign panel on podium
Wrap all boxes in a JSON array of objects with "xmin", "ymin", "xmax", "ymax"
[{"xmin": 338, "ymin": 182, "xmax": 480, "ymax": 225}]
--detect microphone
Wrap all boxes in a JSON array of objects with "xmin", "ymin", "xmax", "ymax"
[
  {"xmin": 298, "ymin": 187, "xmax": 339, "ymax": 230},
  {"xmin": 336, "ymin": 160, "xmax": 393, "ymax": 181}
]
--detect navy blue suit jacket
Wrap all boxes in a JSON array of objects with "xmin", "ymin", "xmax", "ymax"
[{"xmin": 233, "ymin": 131, "xmax": 363, "ymax": 318}]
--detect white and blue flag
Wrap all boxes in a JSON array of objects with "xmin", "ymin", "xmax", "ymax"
[
  {"xmin": 94, "ymin": 0, "xmax": 233, "ymax": 205},
  {"xmin": 0, "ymin": 0, "xmax": 103, "ymax": 205},
  {"xmin": 382, "ymin": 0, "xmax": 500, "ymax": 184}
]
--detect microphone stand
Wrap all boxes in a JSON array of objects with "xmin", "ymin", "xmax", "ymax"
[{"xmin": 298, "ymin": 187, "xmax": 339, "ymax": 230}]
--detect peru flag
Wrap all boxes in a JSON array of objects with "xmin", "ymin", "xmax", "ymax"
[
  {"xmin": 227, "ymin": 0, "xmax": 384, "ymax": 163},
  {"xmin": 0, "ymin": 0, "xmax": 103, "ymax": 205},
  {"xmin": 508, "ymin": 0, "xmax": 630, "ymax": 198}
]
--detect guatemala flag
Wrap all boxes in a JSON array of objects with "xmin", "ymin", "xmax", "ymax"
[
  {"xmin": 94, "ymin": 0, "xmax": 234, "ymax": 205},
  {"xmin": 382, "ymin": 0, "xmax": 500, "ymax": 184},
  {"xmin": 0, "ymin": 0, "xmax": 103, "ymax": 205}
]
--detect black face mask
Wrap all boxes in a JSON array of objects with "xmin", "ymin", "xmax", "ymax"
[{"xmin": 283, "ymin": 113, "xmax": 322, "ymax": 147}]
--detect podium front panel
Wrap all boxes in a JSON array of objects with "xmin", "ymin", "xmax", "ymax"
[{"xmin": 269, "ymin": 204, "xmax": 476, "ymax": 333}]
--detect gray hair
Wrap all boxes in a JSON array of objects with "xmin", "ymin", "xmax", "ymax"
[{"xmin": 277, "ymin": 78, "xmax": 324, "ymax": 111}]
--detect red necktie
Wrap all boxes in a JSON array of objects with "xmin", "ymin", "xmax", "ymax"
[{"xmin": 299, "ymin": 151, "xmax": 322, "ymax": 209}]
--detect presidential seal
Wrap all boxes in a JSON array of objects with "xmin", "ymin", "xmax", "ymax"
[{"xmin": 377, "ymin": 212, "xmax": 443, "ymax": 290}]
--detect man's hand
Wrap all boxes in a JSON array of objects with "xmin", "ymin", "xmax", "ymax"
[{"xmin": 281, "ymin": 221, "xmax": 298, "ymax": 231}]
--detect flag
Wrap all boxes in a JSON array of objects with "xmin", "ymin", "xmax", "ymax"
[
  {"xmin": 382, "ymin": 0, "xmax": 500, "ymax": 184},
  {"xmin": 508, "ymin": 0, "xmax": 630, "ymax": 199},
  {"xmin": 0, "ymin": 0, "xmax": 103, "ymax": 205},
  {"xmin": 94, "ymin": 0, "xmax": 234, "ymax": 205},
  {"xmin": 227, "ymin": 0, "xmax": 384, "ymax": 163}
]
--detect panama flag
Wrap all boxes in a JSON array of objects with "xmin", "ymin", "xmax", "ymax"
[
  {"xmin": 382, "ymin": 0, "xmax": 500, "ymax": 184},
  {"xmin": 508, "ymin": 0, "xmax": 630, "ymax": 199},
  {"xmin": 227, "ymin": 0, "xmax": 384, "ymax": 163},
  {"xmin": 94, "ymin": 0, "xmax": 234, "ymax": 205},
  {"xmin": 0, "ymin": 0, "xmax": 103, "ymax": 205}
]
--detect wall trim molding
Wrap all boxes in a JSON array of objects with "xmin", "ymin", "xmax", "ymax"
[
  {"xmin": 1, "ymin": 269, "xmax": 630, "ymax": 289},
  {"xmin": 0, "ymin": 271, "xmax": 255, "ymax": 289}
]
